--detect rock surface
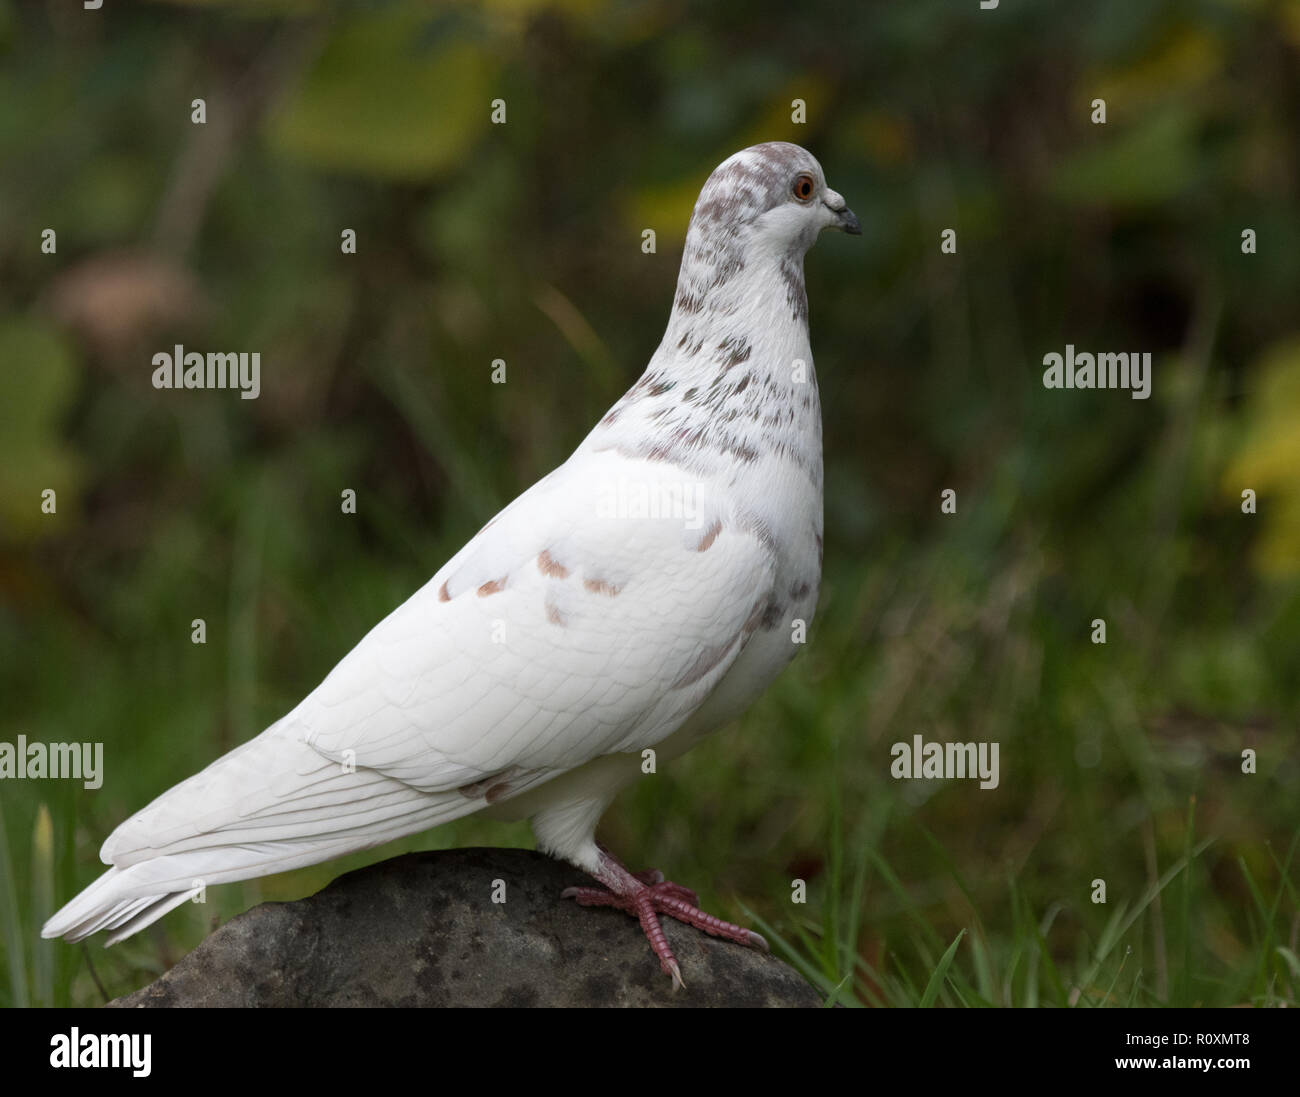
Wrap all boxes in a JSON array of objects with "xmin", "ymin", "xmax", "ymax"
[{"xmin": 109, "ymin": 847, "xmax": 822, "ymax": 1007}]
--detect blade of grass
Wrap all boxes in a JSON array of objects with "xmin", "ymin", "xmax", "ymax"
[
  {"xmin": 1125, "ymin": 968, "xmax": 1145, "ymax": 1006},
  {"xmin": 1238, "ymin": 855, "xmax": 1275, "ymax": 997},
  {"xmin": 822, "ymin": 970, "xmax": 854, "ymax": 1007},
  {"xmin": 824, "ymin": 738, "xmax": 844, "ymax": 978},
  {"xmin": 1175, "ymin": 796, "xmax": 1195, "ymax": 1005},
  {"xmin": 1263, "ymin": 830, "xmax": 1300, "ymax": 909},
  {"xmin": 1030, "ymin": 900, "xmax": 1069, "ymax": 1008},
  {"xmin": 32, "ymin": 805, "xmax": 54, "ymax": 1008},
  {"xmin": 1098, "ymin": 944, "xmax": 1131, "ymax": 1007},
  {"xmin": 1078, "ymin": 836, "xmax": 1214, "ymax": 999},
  {"xmin": 0, "ymin": 801, "xmax": 30, "ymax": 1007},
  {"xmin": 1275, "ymin": 947, "xmax": 1300, "ymax": 982},
  {"xmin": 888, "ymin": 947, "xmax": 922, "ymax": 1004},
  {"xmin": 740, "ymin": 905, "xmax": 842, "ymax": 998},
  {"xmin": 864, "ymin": 845, "xmax": 945, "ymax": 954},
  {"xmin": 920, "ymin": 928, "xmax": 966, "ymax": 1008}
]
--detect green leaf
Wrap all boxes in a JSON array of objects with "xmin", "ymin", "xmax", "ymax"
[{"xmin": 267, "ymin": 10, "xmax": 497, "ymax": 180}]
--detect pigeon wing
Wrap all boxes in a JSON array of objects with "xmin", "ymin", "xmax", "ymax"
[
  {"xmin": 77, "ymin": 447, "xmax": 773, "ymax": 927},
  {"xmin": 296, "ymin": 446, "xmax": 776, "ymax": 792}
]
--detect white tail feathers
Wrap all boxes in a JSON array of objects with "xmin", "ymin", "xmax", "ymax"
[
  {"xmin": 42, "ymin": 868, "xmax": 200, "ymax": 944},
  {"xmin": 42, "ymin": 720, "xmax": 513, "ymax": 944}
]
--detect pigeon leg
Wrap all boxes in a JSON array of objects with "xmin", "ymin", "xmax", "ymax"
[{"xmin": 561, "ymin": 850, "xmax": 768, "ymax": 989}]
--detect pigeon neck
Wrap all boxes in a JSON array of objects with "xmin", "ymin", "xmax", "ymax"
[
  {"xmin": 584, "ymin": 241, "xmax": 822, "ymax": 487},
  {"xmin": 662, "ymin": 229, "xmax": 810, "ymax": 361}
]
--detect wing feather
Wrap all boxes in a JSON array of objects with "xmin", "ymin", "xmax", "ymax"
[
  {"xmin": 301, "ymin": 448, "xmax": 775, "ymax": 786},
  {"xmin": 100, "ymin": 449, "xmax": 775, "ymax": 868}
]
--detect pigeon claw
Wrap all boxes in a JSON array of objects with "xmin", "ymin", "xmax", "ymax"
[{"xmin": 562, "ymin": 865, "xmax": 764, "ymax": 989}]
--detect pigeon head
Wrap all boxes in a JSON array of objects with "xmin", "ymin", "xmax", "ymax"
[
  {"xmin": 603, "ymin": 142, "xmax": 854, "ymax": 480},
  {"xmin": 666, "ymin": 142, "xmax": 857, "ymax": 334},
  {"xmin": 687, "ymin": 142, "xmax": 861, "ymax": 259}
]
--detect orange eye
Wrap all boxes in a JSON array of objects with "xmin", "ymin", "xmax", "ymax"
[{"xmin": 792, "ymin": 173, "xmax": 815, "ymax": 202}]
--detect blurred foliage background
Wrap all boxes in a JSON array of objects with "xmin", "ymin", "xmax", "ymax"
[{"xmin": 1, "ymin": 0, "xmax": 1298, "ymax": 1006}]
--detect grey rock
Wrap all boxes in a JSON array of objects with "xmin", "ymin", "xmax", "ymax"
[{"xmin": 108, "ymin": 848, "xmax": 822, "ymax": 1007}]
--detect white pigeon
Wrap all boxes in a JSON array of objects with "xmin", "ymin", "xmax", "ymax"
[{"xmin": 43, "ymin": 141, "xmax": 860, "ymax": 988}]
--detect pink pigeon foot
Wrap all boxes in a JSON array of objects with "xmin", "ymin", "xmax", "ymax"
[{"xmin": 561, "ymin": 850, "xmax": 768, "ymax": 990}]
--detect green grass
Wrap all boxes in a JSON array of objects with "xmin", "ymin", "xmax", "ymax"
[
  {"xmin": 746, "ymin": 803, "xmax": 1296, "ymax": 1008},
  {"xmin": 10, "ymin": 794, "xmax": 1295, "ymax": 1008}
]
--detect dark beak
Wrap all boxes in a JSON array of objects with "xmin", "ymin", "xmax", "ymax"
[{"xmin": 837, "ymin": 206, "xmax": 861, "ymax": 235}]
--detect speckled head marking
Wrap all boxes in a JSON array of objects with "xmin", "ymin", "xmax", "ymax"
[
  {"xmin": 586, "ymin": 142, "xmax": 857, "ymax": 482},
  {"xmin": 689, "ymin": 143, "xmax": 809, "ymax": 245},
  {"xmin": 671, "ymin": 142, "xmax": 858, "ymax": 322}
]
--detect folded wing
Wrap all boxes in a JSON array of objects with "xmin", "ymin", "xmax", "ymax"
[{"xmin": 45, "ymin": 449, "xmax": 774, "ymax": 941}]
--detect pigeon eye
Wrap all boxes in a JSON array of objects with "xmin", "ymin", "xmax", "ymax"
[{"xmin": 792, "ymin": 173, "xmax": 816, "ymax": 202}]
